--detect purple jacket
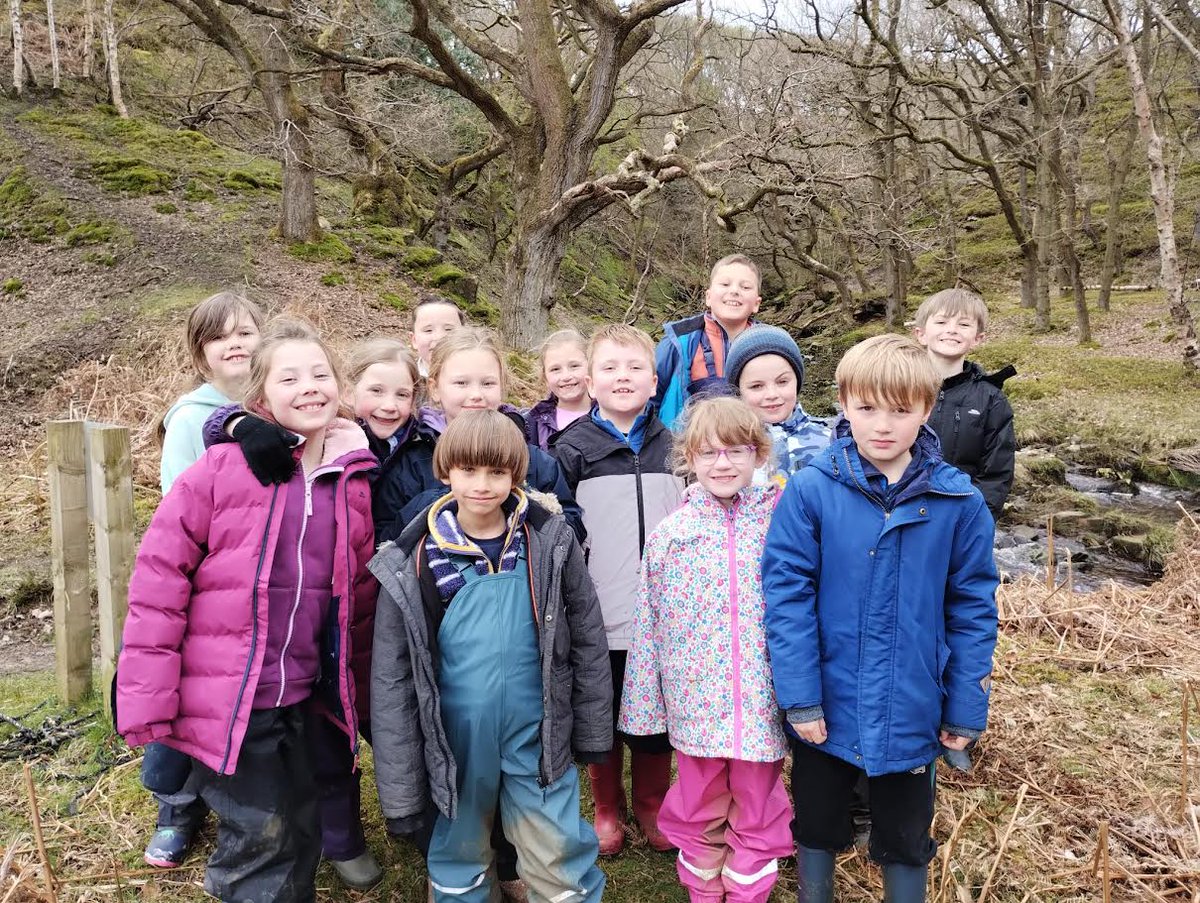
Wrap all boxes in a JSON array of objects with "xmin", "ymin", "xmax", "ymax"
[{"xmin": 117, "ymin": 420, "xmax": 378, "ymax": 774}]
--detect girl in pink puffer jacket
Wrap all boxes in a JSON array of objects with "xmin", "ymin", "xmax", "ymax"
[{"xmin": 117, "ymin": 319, "xmax": 377, "ymax": 903}]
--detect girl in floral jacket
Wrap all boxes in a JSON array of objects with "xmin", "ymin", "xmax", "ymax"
[{"xmin": 619, "ymin": 397, "xmax": 792, "ymax": 903}]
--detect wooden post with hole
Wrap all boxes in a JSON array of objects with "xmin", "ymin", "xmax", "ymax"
[
  {"xmin": 47, "ymin": 420, "xmax": 92, "ymax": 705},
  {"xmin": 88, "ymin": 424, "xmax": 134, "ymax": 722}
]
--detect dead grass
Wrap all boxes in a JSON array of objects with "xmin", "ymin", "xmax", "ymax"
[{"xmin": 2, "ymin": 518, "xmax": 1199, "ymax": 901}]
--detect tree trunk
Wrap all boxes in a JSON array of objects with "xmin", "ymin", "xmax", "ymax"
[
  {"xmin": 1034, "ymin": 150, "xmax": 1054, "ymax": 332},
  {"xmin": 82, "ymin": 0, "xmax": 94, "ymax": 80},
  {"xmin": 1098, "ymin": 115, "xmax": 1137, "ymax": 312},
  {"xmin": 46, "ymin": 0, "xmax": 59, "ymax": 90},
  {"xmin": 1050, "ymin": 117, "xmax": 1091, "ymax": 343},
  {"xmin": 1104, "ymin": 0, "xmax": 1200, "ymax": 369},
  {"xmin": 501, "ymin": 224, "xmax": 568, "ymax": 349},
  {"xmin": 10, "ymin": 0, "xmax": 24, "ymax": 96},
  {"xmin": 101, "ymin": 0, "xmax": 128, "ymax": 116},
  {"xmin": 1018, "ymin": 166, "xmax": 1037, "ymax": 308}
]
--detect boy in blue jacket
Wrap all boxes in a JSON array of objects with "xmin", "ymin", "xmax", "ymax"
[{"xmin": 763, "ymin": 334, "xmax": 998, "ymax": 903}]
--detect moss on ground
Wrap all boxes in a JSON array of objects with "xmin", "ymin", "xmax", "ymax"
[{"xmin": 288, "ymin": 234, "xmax": 354, "ymax": 264}]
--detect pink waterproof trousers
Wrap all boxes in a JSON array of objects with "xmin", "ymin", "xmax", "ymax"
[{"xmin": 656, "ymin": 753, "xmax": 793, "ymax": 903}]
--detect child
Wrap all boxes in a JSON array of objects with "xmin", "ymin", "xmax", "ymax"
[
  {"xmin": 762, "ymin": 334, "xmax": 999, "ymax": 903},
  {"xmin": 117, "ymin": 319, "xmax": 378, "ymax": 903},
  {"xmin": 143, "ymin": 290, "xmax": 263, "ymax": 871},
  {"xmin": 725, "ymin": 324, "xmax": 830, "ymax": 483},
  {"xmin": 160, "ymin": 291, "xmax": 263, "ymax": 492},
  {"xmin": 526, "ymin": 329, "xmax": 591, "ymax": 450},
  {"xmin": 377, "ymin": 326, "xmax": 584, "ymax": 543},
  {"xmin": 620, "ymin": 396, "xmax": 793, "ymax": 903},
  {"xmin": 369, "ymin": 410, "xmax": 611, "ymax": 903},
  {"xmin": 913, "ymin": 288, "xmax": 1016, "ymax": 519},
  {"xmin": 550, "ymin": 324, "xmax": 683, "ymax": 856},
  {"xmin": 411, "ymin": 294, "xmax": 467, "ymax": 377},
  {"xmin": 653, "ymin": 254, "xmax": 762, "ymax": 429}
]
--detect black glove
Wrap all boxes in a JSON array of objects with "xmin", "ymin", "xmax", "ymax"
[{"xmin": 232, "ymin": 415, "xmax": 299, "ymax": 485}]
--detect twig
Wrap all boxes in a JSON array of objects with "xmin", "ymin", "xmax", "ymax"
[
  {"xmin": 1099, "ymin": 820, "xmax": 1111, "ymax": 903},
  {"xmin": 23, "ymin": 763, "xmax": 58, "ymax": 903},
  {"xmin": 978, "ymin": 783, "xmax": 1027, "ymax": 903},
  {"xmin": 1185, "ymin": 680, "xmax": 1193, "ymax": 819}
]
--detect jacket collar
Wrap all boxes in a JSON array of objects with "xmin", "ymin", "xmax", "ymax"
[
  {"xmin": 684, "ymin": 482, "xmax": 777, "ymax": 516},
  {"xmin": 818, "ymin": 422, "xmax": 973, "ymax": 499}
]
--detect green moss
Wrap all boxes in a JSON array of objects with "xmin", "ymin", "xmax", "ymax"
[
  {"xmin": 400, "ymin": 245, "xmax": 443, "ymax": 269},
  {"xmin": 0, "ymin": 166, "xmax": 73, "ymax": 242},
  {"xmin": 63, "ymin": 221, "xmax": 114, "ymax": 247},
  {"xmin": 183, "ymin": 178, "xmax": 217, "ymax": 202},
  {"xmin": 221, "ymin": 168, "xmax": 281, "ymax": 192},
  {"xmin": 320, "ymin": 271, "xmax": 348, "ymax": 287},
  {"xmin": 139, "ymin": 284, "xmax": 222, "ymax": 317},
  {"xmin": 358, "ymin": 225, "xmax": 412, "ymax": 258},
  {"xmin": 288, "ymin": 234, "xmax": 354, "ymax": 263},
  {"xmin": 379, "ymin": 291, "xmax": 410, "ymax": 311},
  {"xmin": 91, "ymin": 156, "xmax": 173, "ymax": 195},
  {"xmin": 6, "ymin": 572, "xmax": 52, "ymax": 608},
  {"xmin": 153, "ymin": 202, "xmax": 178, "ymax": 214},
  {"xmin": 2, "ymin": 277, "xmax": 23, "ymax": 294},
  {"xmin": 427, "ymin": 262, "xmax": 467, "ymax": 286},
  {"xmin": 84, "ymin": 251, "xmax": 118, "ymax": 267}
]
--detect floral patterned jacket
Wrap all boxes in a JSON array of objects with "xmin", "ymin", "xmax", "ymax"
[{"xmin": 619, "ymin": 484, "xmax": 788, "ymax": 762}]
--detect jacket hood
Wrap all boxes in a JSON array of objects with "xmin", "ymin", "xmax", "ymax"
[
  {"xmin": 417, "ymin": 404, "xmax": 526, "ymax": 437},
  {"xmin": 818, "ymin": 422, "xmax": 974, "ymax": 496},
  {"xmin": 944, "ymin": 360, "xmax": 1017, "ymax": 390},
  {"xmin": 775, "ymin": 403, "xmax": 826, "ymax": 436},
  {"xmin": 163, "ymin": 383, "xmax": 232, "ymax": 428}
]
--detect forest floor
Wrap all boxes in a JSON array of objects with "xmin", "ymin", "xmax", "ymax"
[{"xmin": 3, "ymin": 92, "xmax": 1200, "ymax": 901}]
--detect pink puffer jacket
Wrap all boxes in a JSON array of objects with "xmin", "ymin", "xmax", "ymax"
[{"xmin": 116, "ymin": 419, "xmax": 378, "ymax": 774}]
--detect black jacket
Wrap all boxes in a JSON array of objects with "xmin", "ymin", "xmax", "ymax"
[{"xmin": 926, "ymin": 362, "xmax": 1017, "ymax": 518}]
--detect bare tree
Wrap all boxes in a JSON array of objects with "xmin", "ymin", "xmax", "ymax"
[
  {"xmin": 46, "ymin": 0, "xmax": 60, "ymax": 90},
  {"xmin": 9, "ymin": 0, "xmax": 24, "ymax": 95},
  {"xmin": 82, "ymin": 0, "xmax": 95, "ymax": 80},
  {"xmin": 102, "ymin": 0, "xmax": 129, "ymax": 116}
]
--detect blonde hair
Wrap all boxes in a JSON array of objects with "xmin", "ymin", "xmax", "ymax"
[
  {"xmin": 539, "ymin": 328, "xmax": 587, "ymax": 374},
  {"xmin": 913, "ymin": 288, "xmax": 989, "ymax": 333},
  {"xmin": 345, "ymin": 337, "xmax": 421, "ymax": 404},
  {"xmin": 186, "ymin": 291, "xmax": 265, "ymax": 379},
  {"xmin": 709, "ymin": 254, "xmax": 761, "ymax": 291},
  {"xmin": 432, "ymin": 409, "xmax": 529, "ymax": 485},
  {"xmin": 586, "ymin": 324, "xmax": 655, "ymax": 372},
  {"xmin": 427, "ymin": 326, "xmax": 508, "ymax": 393},
  {"xmin": 835, "ymin": 334, "xmax": 941, "ymax": 412},
  {"xmin": 673, "ymin": 396, "xmax": 772, "ymax": 476},
  {"xmin": 242, "ymin": 318, "xmax": 351, "ymax": 422}
]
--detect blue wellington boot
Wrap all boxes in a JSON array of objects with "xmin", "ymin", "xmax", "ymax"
[
  {"xmin": 882, "ymin": 863, "xmax": 928, "ymax": 903},
  {"xmin": 797, "ymin": 845, "xmax": 835, "ymax": 903}
]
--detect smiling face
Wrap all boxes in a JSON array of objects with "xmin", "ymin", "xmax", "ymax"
[
  {"xmin": 690, "ymin": 434, "xmax": 764, "ymax": 505},
  {"xmin": 202, "ymin": 312, "xmax": 260, "ymax": 394},
  {"xmin": 429, "ymin": 348, "xmax": 504, "ymax": 422},
  {"xmin": 351, "ymin": 359, "xmax": 415, "ymax": 441},
  {"xmin": 914, "ymin": 310, "xmax": 983, "ymax": 364},
  {"xmin": 411, "ymin": 303, "xmax": 464, "ymax": 365},
  {"xmin": 840, "ymin": 392, "xmax": 931, "ymax": 482},
  {"xmin": 543, "ymin": 342, "xmax": 589, "ymax": 409},
  {"xmin": 737, "ymin": 353, "xmax": 798, "ymax": 424},
  {"xmin": 586, "ymin": 338, "xmax": 657, "ymax": 432},
  {"xmin": 705, "ymin": 262, "xmax": 761, "ymax": 333},
  {"xmin": 261, "ymin": 340, "xmax": 340, "ymax": 439},
  {"xmin": 444, "ymin": 463, "xmax": 515, "ymax": 530}
]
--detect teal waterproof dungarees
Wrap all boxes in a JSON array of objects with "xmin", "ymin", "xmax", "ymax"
[{"xmin": 427, "ymin": 550, "xmax": 605, "ymax": 903}]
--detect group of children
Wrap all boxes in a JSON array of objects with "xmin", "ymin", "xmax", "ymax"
[{"xmin": 116, "ymin": 255, "xmax": 1013, "ymax": 903}]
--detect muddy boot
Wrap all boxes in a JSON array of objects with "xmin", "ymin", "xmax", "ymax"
[
  {"xmin": 630, "ymin": 749, "xmax": 675, "ymax": 852},
  {"xmin": 587, "ymin": 742, "xmax": 627, "ymax": 856}
]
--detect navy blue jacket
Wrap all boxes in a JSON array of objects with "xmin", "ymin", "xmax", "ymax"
[{"xmin": 762, "ymin": 424, "xmax": 998, "ymax": 776}]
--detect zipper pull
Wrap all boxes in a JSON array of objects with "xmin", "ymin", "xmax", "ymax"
[{"xmin": 305, "ymin": 480, "xmax": 313, "ymax": 516}]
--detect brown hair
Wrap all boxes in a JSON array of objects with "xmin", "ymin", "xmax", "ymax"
[
  {"xmin": 242, "ymin": 318, "xmax": 351, "ymax": 422},
  {"xmin": 913, "ymin": 288, "xmax": 989, "ymax": 333},
  {"xmin": 835, "ymin": 334, "xmax": 941, "ymax": 412},
  {"xmin": 345, "ymin": 337, "xmax": 421, "ymax": 404},
  {"xmin": 186, "ymin": 291, "xmax": 265, "ymax": 379},
  {"xmin": 412, "ymin": 294, "xmax": 466, "ymax": 329},
  {"xmin": 709, "ymin": 254, "xmax": 761, "ymax": 291},
  {"xmin": 427, "ymin": 326, "xmax": 508, "ymax": 393},
  {"xmin": 673, "ymin": 396, "xmax": 772, "ymax": 476},
  {"xmin": 432, "ymin": 409, "xmax": 529, "ymax": 485},
  {"xmin": 586, "ymin": 324, "xmax": 655, "ymax": 372}
]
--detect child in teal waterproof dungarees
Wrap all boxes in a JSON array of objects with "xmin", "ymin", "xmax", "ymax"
[{"xmin": 369, "ymin": 410, "xmax": 612, "ymax": 903}]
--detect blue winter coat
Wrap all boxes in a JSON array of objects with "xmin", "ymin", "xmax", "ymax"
[{"xmin": 762, "ymin": 425, "xmax": 999, "ymax": 777}]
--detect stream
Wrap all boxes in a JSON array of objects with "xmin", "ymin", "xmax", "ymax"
[{"xmin": 993, "ymin": 468, "xmax": 1198, "ymax": 592}]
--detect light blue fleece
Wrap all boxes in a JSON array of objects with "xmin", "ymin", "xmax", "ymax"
[{"xmin": 160, "ymin": 383, "xmax": 233, "ymax": 493}]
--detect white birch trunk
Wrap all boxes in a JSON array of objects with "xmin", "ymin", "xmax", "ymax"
[
  {"xmin": 9, "ymin": 0, "xmax": 24, "ymax": 95},
  {"xmin": 101, "ymin": 0, "xmax": 128, "ymax": 117},
  {"xmin": 46, "ymin": 0, "xmax": 60, "ymax": 90},
  {"xmin": 83, "ymin": 0, "xmax": 95, "ymax": 79}
]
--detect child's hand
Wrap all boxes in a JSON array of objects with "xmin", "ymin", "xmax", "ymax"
[
  {"xmin": 232, "ymin": 416, "xmax": 299, "ymax": 485},
  {"xmin": 796, "ymin": 718, "xmax": 827, "ymax": 744},
  {"xmin": 939, "ymin": 730, "xmax": 970, "ymax": 750}
]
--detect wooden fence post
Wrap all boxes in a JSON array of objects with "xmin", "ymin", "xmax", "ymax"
[
  {"xmin": 88, "ymin": 425, "xmax": 134, "ymax": 722},
  {"xmin": 47, "ymin": 420, "xmax": 92, "ymax": 704}
]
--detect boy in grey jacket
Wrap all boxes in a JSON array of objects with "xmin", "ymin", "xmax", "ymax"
[{"xmin": 369, "ymin": 410, "xmax": 611, "ymax": 903}]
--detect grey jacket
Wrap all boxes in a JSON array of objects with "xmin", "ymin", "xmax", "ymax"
[{"xmin": 368, "ymin": 500, "xmax": 612, "ymax": 828}]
